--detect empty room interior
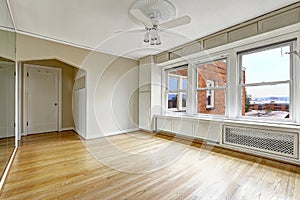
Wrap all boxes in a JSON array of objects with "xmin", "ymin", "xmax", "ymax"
[{"xmin": 1, "ymin": 0, "xmax": 300, "ymax": 199}]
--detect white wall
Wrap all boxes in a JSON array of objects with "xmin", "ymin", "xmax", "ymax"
[
  {"xmin": 0, "ymin": 29, "xmax": 15, "ymax": 61},
  {"xmin": 73, "ymin": 69, "xmax": 87, "ymax": 138},
  {"xmin": 17, "ymin": 33, "xmax": 139, "ymax": 139},
  {"xmin": 94, "ymin": 58, "xmax": 139, "ymax": 137},
  {"xmin": 138, "ymin": 56, "xmax": 162, "ymax": 131}
]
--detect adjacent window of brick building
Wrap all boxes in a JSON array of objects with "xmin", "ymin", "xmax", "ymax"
[
  {"xmin": 197, "ymin": 59, "xmax": 227, "ymax": 115},
  {"xmin": 239, "ymin": 41, "xmax": 293, "ymax": 120},
  {"xmin": 166, "ymin": 66, "xmax": 188, "ymax": 112},
  {"xmin": 206, "ymin": 80, "xmax": 215, "ymax": 108}
]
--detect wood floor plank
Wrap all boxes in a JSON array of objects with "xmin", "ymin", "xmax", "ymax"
[{"xmin": 0, "ymin": 130, "xmax": 299, "ymax": 200}]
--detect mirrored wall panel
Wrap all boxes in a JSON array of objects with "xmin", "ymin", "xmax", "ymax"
[{"xmin": 0, "ymin": 0, "xmax": 16, "ymax": 180}]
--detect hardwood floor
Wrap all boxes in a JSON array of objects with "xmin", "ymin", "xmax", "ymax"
[
  {"xmin": 0, "ymin": 137, "xmax": 15, "ymax": 179},
  {"xmin": 0, "ymin": 130, "xmax": 299, "ymax": 199}
]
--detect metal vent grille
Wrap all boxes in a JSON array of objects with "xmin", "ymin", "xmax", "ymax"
[{"xmin": 223, "ymin": 126, "xmax": 299, "ymax": 159}]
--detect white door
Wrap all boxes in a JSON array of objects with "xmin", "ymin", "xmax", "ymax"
[
  {"xmin": 25, "ymin": 65, "xmax": 60, "ymax": 134},
  {"xmin": 0, "ymin": 62, "xmax": 15, "ymax": 138}
]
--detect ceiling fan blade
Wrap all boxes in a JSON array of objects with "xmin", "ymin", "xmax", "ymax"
[
  {"xmin": 159, "ymin": 15, "xmax": 191, "ymax": 29},
  {"xmin": 129, "ymin": 9, "xmax": 153, "ymax": 28}
]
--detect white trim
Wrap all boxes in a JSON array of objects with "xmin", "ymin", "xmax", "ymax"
[
  {"xmin": 16, "ymin": 31, "xmax": 139, "ymax": 61},
  {"xmin": 0, "ymin": 26, "xmax": 15, "ymax": 33},
  {"xmin": 5, "ymin": 0, "xmax": 16, "ymax": 30},
  {"xmin": 74, "ymin": 128, "xmax": 87, "ymax": 140},
  {"xmin": 0, "ymin": 147, "xmax": 17, "ymax": 190},
  {"xmin": 58, "ymin": 70, "xmax": 62, "ymax": 132},
  {"xmin": 193, "ymin": 54, "xmax": 229, "ymax": 67},
  {"xmin": 19, "ymin": 57, "xmax": 80, "ymax": 70},
  {"xmin": 194, "ymin": 56, "xmax": 228, "ymax": 115},
  {"xmin": 165, "ymin": 66, "xmax": 188, "ymax": 112},
  {"xmin": 75, "ymin": 131, "xmax": 87, "ymax": 140},
  {"xmin": 23, "ymin": 64, "xmax": 62, "ymax": 135},
  {"xmin": 15, "ymin": 62, "xmax": 21, "ymax": 143},
  {"xmin": 242, "ymin": 80, "xmax": 290, "ymax": 87},
  {"xmin": 159, "ymin": 23, "xmax": 300, "ymax": 124},
  {"xmin": 16, "ymin": 30, "xmax": 93, "ymax": 52},
  {"xmin": 86, "ymin": 128, "xmax": 140, "ymax": 140},
  {"xmin": 164, "ymin": 62, "xmax": 189, "ymax": 71},
  {"xmin": 237, "ymin": 40, "xmax": 295, "ymax": 122},
  {"xmin": 60, "ymin": 127, "xmax": 75, "ymax": 132},
  {"xmin": 157, "ymin": 23, "xmax": 300, "ymax": 68},
  {"xmin": 197, "ymin": 86, "xmax": 226, "ymax": 91}
]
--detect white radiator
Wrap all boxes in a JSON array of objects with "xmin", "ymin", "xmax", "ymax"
[{"xmin": 223, "ymin": 126, "xmax": 299, "ymax": 159}]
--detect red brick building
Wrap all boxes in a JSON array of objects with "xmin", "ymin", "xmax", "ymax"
[
  {"xmin": 168, "ymin": 62, "xmax": 246, "ymax": 114},
  {"xmin": 197, "ymin": 61, "xmax": 226, "ymax": 114}
]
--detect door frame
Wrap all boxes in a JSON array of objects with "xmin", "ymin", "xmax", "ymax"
[{"xmin": 23, "ymin": 64, "xmax": 62, "ymax": 135}]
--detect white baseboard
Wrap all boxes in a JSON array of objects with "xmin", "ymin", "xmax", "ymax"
[
  {"xmin": 59, "ymin": 127, "xmax": 75, "ymax": 132},
  {"xmin": 86, "ymin": 128, "xmax": 140, "ymax": 140},
  {"xmin": 21, "ymin": 127, "xmax": 75, "ymax": 136},
  {"xmin": 0, "ymin": 147, "xmax": 17, "ymax": 191},
  {"xmin": 139, "ymin": 129, "xmax": 155, "ymax": 134},
  {"xmin": 74, "ymin": 129, "xmax": 87, "ymax": 140},
  {"xmin": 104, "ymin": 128, "xmax": 140, "ymax": 136}
]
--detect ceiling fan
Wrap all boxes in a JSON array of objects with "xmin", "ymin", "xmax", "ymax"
[{"xmin": 129, "ymin": 0, "xmax": 191, "ymax": 45}]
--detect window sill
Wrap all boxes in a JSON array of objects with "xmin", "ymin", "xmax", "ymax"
[
  {"xmin": 224, "ymin": 117, "xmax": 300, "ymax": 129},
  {"xmin": 158, "ymin": 113, "xmax": 300, "ymax": 129}
]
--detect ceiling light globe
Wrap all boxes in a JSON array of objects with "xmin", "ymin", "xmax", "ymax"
[{"xmin": 144, "ymin": 31, "xmax": 150, "ymax": 43}]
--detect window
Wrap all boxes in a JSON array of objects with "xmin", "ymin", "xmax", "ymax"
[
  {"xmin": 166, "ymin": 66, "xmax": 188, "ymax": 112},
  {"xmin": 197, "ymin": 59, "xmax": 227, "ymax": 115},
  {"xmin": 239, "ymin": 41, "xmax": 293, "ymax": 120}
]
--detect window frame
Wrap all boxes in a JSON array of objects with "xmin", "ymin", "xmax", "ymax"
[
  {"xmin": 159, "ymin": 30, "xmax": 299, "ymax": 125},
  {"xmin": 195, "ymin": 58, "xmax": 228, "ymax": 116},
  {"xmin": 237, "ymin": 40, "xmax": 295, "ymax": 121},
  {"xmin": 165, "ymin": 65, "xmax": 188, "ymax": 112}
]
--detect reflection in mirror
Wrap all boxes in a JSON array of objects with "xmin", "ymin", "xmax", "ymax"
[
  {"xmin": 0, "ymin": 0, "xmax": 16, "ymax": 183},
  {"xmin": 0, "ymin": 59, "xmax": 15, "ymax": 177}
]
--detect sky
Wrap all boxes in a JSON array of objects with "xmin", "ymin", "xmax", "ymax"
[
  {"xmin": 242, "ymin": 45, "xmax": 291, "ymax": 98},
  {"xmin": 167, "ymin": 44, "xmax": 291, "ymax": 99}
]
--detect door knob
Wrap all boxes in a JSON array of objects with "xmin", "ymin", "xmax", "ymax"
[{"xmin": 54, "ymin": 103, "xmax": 58, "ymax": 106}]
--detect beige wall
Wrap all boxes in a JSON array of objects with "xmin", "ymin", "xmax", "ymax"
[
  {"xmin": 0, "ymin": 29, "xmax": 16, "ymax": 61},
  {"xmin": 17, "ymin": 33, "xmax": 139, "ymax": 139},
  {"xmin": 0, "ymin": 57, "xmax": 14, "ymax": 62},
  {"xmin": 22, "ymin": 60, "xmax": 78, "ymax": 130}
]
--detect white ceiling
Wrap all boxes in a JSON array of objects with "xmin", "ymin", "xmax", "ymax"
[
  {"xmin": 0, "ymin": 0, "xmax": 14, "ymax": 29},
  {"xmin": 8, "ymin": 0, "xmax": 299, "ymax": 59}
]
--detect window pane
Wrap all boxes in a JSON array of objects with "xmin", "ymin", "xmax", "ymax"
[
  {"xmin": 197, "ymin": 89, "xmax": 225, "ymax": 115},
  {"xmin": 242, "ymin": 45, "xmax": 290, "ymax": 84},
  {"xmin": 168, "ymin": 77, "xmax": 178, "ymax": 91},
  {"xmin": 167, "ymin": 67, "xmax": 188, "ymax": 113},
  {"xmin": 167, "ymin": 92, "xmax": 186, "ymax": 112},
  {"xmin": 197, "ymin": 59, "xmax": 227, "ymax": 88},
  {"xmin": 182, "ymin": 92, "xmax": 187, "ymax": 108},
  {"xmin": 168, "ymin": 67, "xmax": 188, "ymax": 91},
  {"xmin": 168, "ymin": 93, "xmax": 177, "ymax": 109},
  {"xmin": 243, "ymin": 84, "xmax": 290, "ymax": 120},
  {"xmin": 182, "ymin": 78, "xmax": 188, "ymax": 90}
]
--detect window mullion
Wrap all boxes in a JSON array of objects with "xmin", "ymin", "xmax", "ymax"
[{"xmin": 242, "ymin": 80, "xmax": 290, "ymax": 87}]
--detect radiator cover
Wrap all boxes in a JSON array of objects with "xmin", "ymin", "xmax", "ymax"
[{"xmin": 223, "ymin": 126, "xmax": 299, "ymax": 159}]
